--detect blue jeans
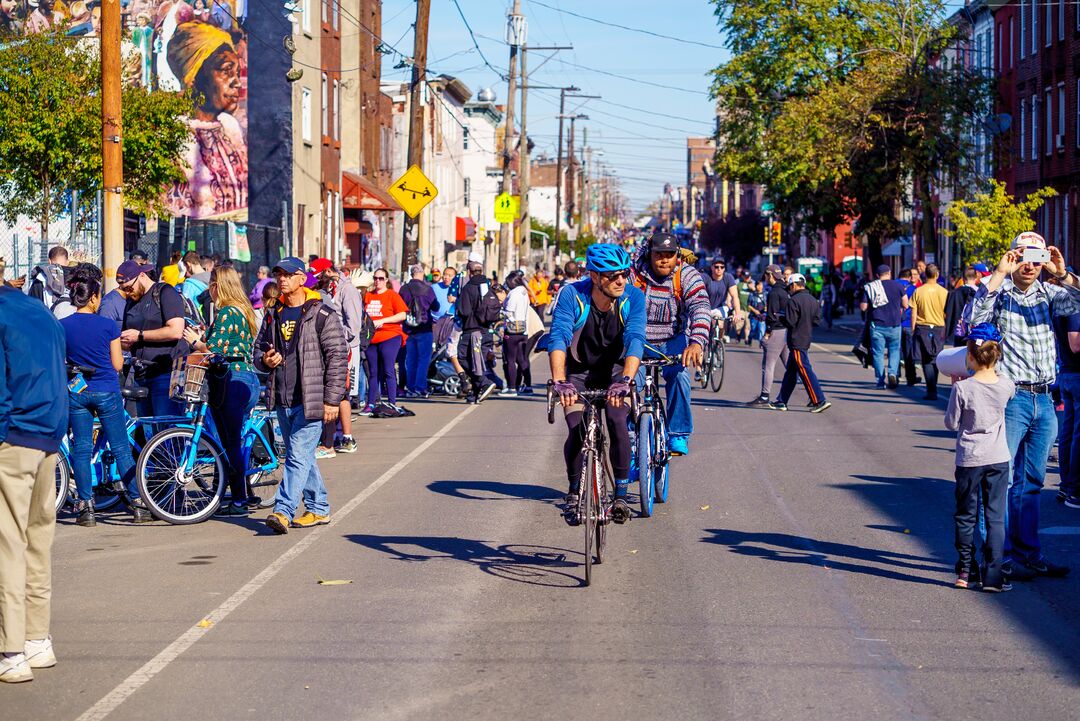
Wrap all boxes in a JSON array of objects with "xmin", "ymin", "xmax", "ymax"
[
  {"xmin": 69, "ymin": 390, "xmax": 137, "ymax": 501},
  {"xmin": 635, "ymin": 335, "xmax": 693, "ymax": 438},
  {"xmin": 136, "ymin": 373, "xmax": 184, "ymax": 418},
  {"xmin": 869, "ymin": 323, "xmax": 901, "ymax": 384},
  {"xmin": 749, "ymin": 317, "xmax": 765, "ymax": 342},
  {"xmin": 405, "ymin": 331, "xmax": 433, "ymax": 393},
  {"xmin": 1003, "ymin": 390, "xmax": 1058, "ymax": 564},
  {"xmin": 1058, "ymin": 372, "xmax": 1080, "ymax": 497},
  {"xmin": 273, "ymin": 405, "xmax": 329, "ymax": 519},
  {"xmin": 209, "ymin": 370, "xmax": 260, "ymax": 502}
]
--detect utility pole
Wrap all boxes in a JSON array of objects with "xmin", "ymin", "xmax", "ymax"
[
  {"xmin": 554, "ymin": 91, "xmax": 566, "ymax": 262},
  {"xmin": 401, "ymin": 0, "xmax": 431, "ymax": 275},
  {"xmin": 579, "ymin": 128, "xmax": 588, "ymax": 236},
  {"xmin": 498, "ymin": 1, "xmax": 525, "ymax": 276},
  {"xmin": 101, "ymin": 0, "xmax": 123, "ymax": 287}
]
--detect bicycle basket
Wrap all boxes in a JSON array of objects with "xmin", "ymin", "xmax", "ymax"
[{"xmin": 170, "ymin": 352, "xmax": 212, "ymax": 402}]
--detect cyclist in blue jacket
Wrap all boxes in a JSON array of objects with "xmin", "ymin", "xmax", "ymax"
[{"xmin": 548, "ymin": 243, "xmax": 645, "ymax": 524}]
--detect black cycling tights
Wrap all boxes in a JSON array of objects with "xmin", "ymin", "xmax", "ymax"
[{"xmin": 563, "ymin": 403, "xmax": 631, "ymax": 493}]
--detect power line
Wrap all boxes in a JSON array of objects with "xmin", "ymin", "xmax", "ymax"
[
  {"xmin": 527, "ymin": 0, "xmax": 725, "ymax": 50},
  {"xmin": 554, "ymin": 58, "xmax": 710, "ymax": 96},
  {"xmin": 448, "ymin": 0, "xmax": 507, "ymax": 80}
]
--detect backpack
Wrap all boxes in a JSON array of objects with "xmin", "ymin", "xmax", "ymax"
[
  {"xmin": 150, "ymin": 282, "xmax": 204, "ymax": 327},
  {"xmin": 28, "ymin": 264, "xmax": 74, "ymax": 319},
  {"xmin": 356, "ymin": 314, "xmax": 375, "ymax": 351},
  {"xmin": 633, "ymin": 265, "xmax": 683, "ymax": 299},
  {"xmin": 404, "ymin": 284, "xmax": 430, "ymax": 328},
  {"xmin": 477, "ymin": 289, "xmax": 503, "ymax": 327}
]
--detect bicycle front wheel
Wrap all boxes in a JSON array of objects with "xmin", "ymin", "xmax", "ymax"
[
  {"xmin": 582, "ymin": 451, "xmax": 595, "ymax": 587},
  {"xmin": 136, "ymin": 428, "xmax": 226, "ymax": 524},
  {"xmin": 698, "ymin": 345, "xmax": 712, "ymax": 389},
  {"xmin": 636, "ymin": 414, "xmax": 654, "ymax": 518},
  {"xmin": 711, "ymin": 340, "xmax": 726, "ymax": 392}
]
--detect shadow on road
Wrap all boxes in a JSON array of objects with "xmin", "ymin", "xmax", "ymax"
[
  {"xmin": 345, "ymin": 534, "xmax": 586, "ymax": 588},
  {"xmin": 701, "ymin": 528, "xmax": 949, "ymax": 585},
  {"xmin": 427, "ymin": 479, "xmax": 563, "ymax": 503}
]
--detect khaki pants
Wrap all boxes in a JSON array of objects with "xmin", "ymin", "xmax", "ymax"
[{"xmin": 0, "ymin": 443, "xmax": 56, "ymax": 652}]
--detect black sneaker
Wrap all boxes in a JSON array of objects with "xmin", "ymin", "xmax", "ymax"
[
  {"xmin": 562, "ymin": 494, "xmax": 580, "ymax": 526},
  {"xmin": 1004, "ymin": 561, "xmax": 1037, "ymax": 581},
  {"xmin": 768, "ymin": 401, "xmax": 787, "ymax": 411},
  {"xmin": 1026, "ymin": 558, "xmax": 1071, "ymax": 577},
  {"xmin": 886, "ymin": 374, "xmax": 899, "ymax": 389},
  {"xmin": 747, "ymin": 396, "xmax": 770, "ymax": 406},
  {"xmin": 809, "ymin": 400, "xmax": 832, "ymax": 413},
  {"xmin": 518, "ymin": 386, "xmax": 534, "ymax": 396},
  {"xmin": 476, "ymin": 382, "xmax": 497, "ymax": 404},
  {"xmin": 1065, "ymin": 494, "xmax": 1080, "ymax": 509},
  {"xmin": 1057, "ymin": 489, "xmax": 1068, "ymax": 503},
  {"xmin": 611, "ymin": 498, "xmax": 631, "ymax": 524}
]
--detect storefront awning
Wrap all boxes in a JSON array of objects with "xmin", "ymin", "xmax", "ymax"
[
  {"xmin": 455, "ymin": 216, "xmax": 477, "ymax": 242},
  {"xmin": 343, "ymin": 171, "xmax": 400, "ymax": 211}
]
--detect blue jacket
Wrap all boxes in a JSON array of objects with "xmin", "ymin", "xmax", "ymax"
[
  {"xmin": 0, "ymin": 287, "xmax": 68, "ymax": 452},
  {"xmin": 547, "ymin": 279, "xmax": 646, "ymax": 362}
]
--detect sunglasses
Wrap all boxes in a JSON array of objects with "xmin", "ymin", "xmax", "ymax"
[
  {"xmin": 599, "ymin": 270, "xmax": 629, "ymax": 282},
  {"xmin": 374, "ymin": 276, "xmax": 388, "ymax": 281}
]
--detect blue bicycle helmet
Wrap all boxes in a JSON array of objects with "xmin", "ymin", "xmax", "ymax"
[{"xmin": 585, "ymin": 243, "xmax": 631, "ymax": 273}]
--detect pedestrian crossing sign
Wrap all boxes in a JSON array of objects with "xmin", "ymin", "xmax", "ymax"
[
  {"xmin": 388, "ymin": 165, "xmax": 438, "ymax": 218},
  {"xmin": 494, "ymin": 193, "xmax": 520, "ymax": 224}
]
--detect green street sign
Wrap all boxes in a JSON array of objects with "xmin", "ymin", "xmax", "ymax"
[{"xmin": 761, "ymin": 202, "xmax": 774, "ymax": 213}]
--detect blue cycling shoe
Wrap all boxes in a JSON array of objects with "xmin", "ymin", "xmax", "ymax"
[{"xmin": 668, "ymin": 435, "xmax": 689, "ymax": 456}]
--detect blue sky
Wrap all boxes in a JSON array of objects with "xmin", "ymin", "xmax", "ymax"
[{"xmin": 378, "ymin": 0, "xmax": 727, "ymax": 214}]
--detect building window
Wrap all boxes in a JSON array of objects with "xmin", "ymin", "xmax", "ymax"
[
  {"xmin": 1021, "ymin": 99, "xmax": 1026, "ymax": 162},
  {"xmin": 1032, "ymin": 94, "xmax": 1038, "ymax": 159},
  {"xmin": 1046, "ymin": 87, "xmax": 1053, "ymax": 155},
  {"xmin": 301, "ymin": 87, "xmax": 312, "ymax": 144},
  {"xmin": 321, "ymin": 0, "xmax": 327, "ymax": 24},
  {"xmin": 1060, "ymin": 0, "xmax": 1066, "ymax": 40},
  {"xmin": 1059, "ymin": 82, "xmax": 1066, "ymax": 150},
  {"xmin": 1009, "ymin": 17, "xmax": 1014, "ymax": 69},
  {"xmin": 301, "ymin": 0, "xmax": 311, "ymax": 34},
  {"xmin": 334, "ymin": 79, "xmax": 340, "ymax": 140},
  {"xmin": 332, "ymin": 0, "xmax": 338, "ymax": 30},
  {"xmin": 463, "ymin": 127, "xmax": 469, "ymax": 150},
  {"xmin": 1046, "ymin": 0, "xmax": 1053, "ymax": 47},
  {"xmin": 321, "ymin": 73, "xmax": 328, "ymax": 138},
  {"xmin": 464, "ymin": 177, "xmax": 471, "ymax": 207},
  {"xmin": 1021, "ymin": 0, "xmax": 1026, "ymax": 58}
]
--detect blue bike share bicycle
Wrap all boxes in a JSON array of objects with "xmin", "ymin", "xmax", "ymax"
[
  {"xmin": 631, "ymin": 355, "xmax": 673, "ymax": 518},
  {"xmin": 134, "ymin": 351, "xmax": 283, "ymax": 524}
]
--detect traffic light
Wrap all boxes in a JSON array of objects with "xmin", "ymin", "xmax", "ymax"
[{"xmin": 770, "ymin": 221, "xmax": 782, "ymax": 245}]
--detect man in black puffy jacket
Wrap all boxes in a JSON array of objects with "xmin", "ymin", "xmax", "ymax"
[
  {"xmin": 454, "ymin": 262, "xmax": 499, "ymax": 403},
  {"xmin": 770, "ymin": 273, "xmax": 830, "ymax": 413}
]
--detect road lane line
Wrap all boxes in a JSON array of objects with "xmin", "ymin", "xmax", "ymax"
[
  {"xmin": 75, "ymin": 404, "xmax": 479, "ymax": 721},
  {"xmin": 812, "ymin": 341, "xmax": 862, "ymax": 365}
]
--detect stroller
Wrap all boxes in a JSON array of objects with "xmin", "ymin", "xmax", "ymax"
[{"xmin": 428, "ymin": 316, "xmax": 464, "ymax": 397}]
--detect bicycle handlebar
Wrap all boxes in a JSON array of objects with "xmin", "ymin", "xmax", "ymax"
[{"xmin": 545, "ymin": 380, "xmax": 637, "ymax": 424}]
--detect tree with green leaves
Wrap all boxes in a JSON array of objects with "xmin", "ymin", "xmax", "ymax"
[
  {"xmin": 709, "ymin": 0, "xmax": 993, "ymax": 268},
  {"xmin": 944, "ymin": 180, "xmax": 1056, "ymax": 264},
  {"xmin": 0, "ymin": 30, "xmax": 192, "ymax": 247}
]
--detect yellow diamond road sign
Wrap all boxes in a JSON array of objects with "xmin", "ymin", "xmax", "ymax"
[
  {"xmin": 494, "ymin": 192, "xmax": 519, "ymax": 224},
  {"xmin": 388, "ymin": 165, "xmax": 438, "ymax": 218}
]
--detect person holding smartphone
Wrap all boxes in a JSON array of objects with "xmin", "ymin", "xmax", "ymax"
[{"xmin": 969, "ymin": 232, "xmax": 1080, "ymax": 581}]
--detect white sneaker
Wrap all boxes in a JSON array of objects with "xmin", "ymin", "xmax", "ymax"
[
  {"xmin": 0, "ymin": 652, "xmax": 33, "ymax": 683},
  {"xmin": 24, "ymin": 636, "xmax": 56, "ymax": 668}
]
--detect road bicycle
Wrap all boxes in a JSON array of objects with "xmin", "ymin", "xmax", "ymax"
[
  {"xmin": 633, "ymin": 357, "xmax": 672, "ymax": 519},
  {"xmin": 699, "ymin": 314, "xmax": 726, "ymax": 393},
  {"xmin": 547, "ymin": 383, "xmax": 617, "ymax": 587},
  {"xmin": 135, "ymin": 352, "xmax": 283, "ymax": 524}
]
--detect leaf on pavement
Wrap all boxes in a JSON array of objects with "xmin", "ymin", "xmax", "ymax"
[
  {"xmin": 700, "ymin": 505, "xmax": 710, "ymax": 511},
  {"xmin": 197, "ymin": 619, "xmax": 213, "ymax": 628},
  {"xmin": 629, "ymin": 549, "xmax": 638, "ymax": 555},
  {"xmin": 317, "ymin": 578, "xmax": 354, "ymax": 586}
]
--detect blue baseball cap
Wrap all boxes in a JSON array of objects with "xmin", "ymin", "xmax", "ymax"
[{"xmin": 272, "ymin": 256, "xmax": 306, "ymax": 275}]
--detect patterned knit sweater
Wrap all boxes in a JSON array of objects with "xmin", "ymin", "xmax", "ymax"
[{"xmin": 632, "ymin": 260, "xmax": 711, "ymax": 347}]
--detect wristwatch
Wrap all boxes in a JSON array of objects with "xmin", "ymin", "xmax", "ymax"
[
  {"xmin": 138, "ymin": 331, "xmax": 144, "ymax": 343},
  {"xmin": 621, "ymin": 375, "xmax": 633, "ymax": 384}
]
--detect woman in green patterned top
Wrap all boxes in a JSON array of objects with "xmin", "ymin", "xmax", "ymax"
[{"xmin": 183, "ymin": 266, "xmax": 261, "ymax": 516}]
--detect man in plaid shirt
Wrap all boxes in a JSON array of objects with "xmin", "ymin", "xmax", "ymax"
[{"xmin": 970, "ymin": 231, "xmax": 1080, "ymax": 581}]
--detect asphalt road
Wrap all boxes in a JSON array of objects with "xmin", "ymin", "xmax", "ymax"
[{"xmin": 6, "ymin": 327, "xmax": 1080, "ymax": 720}]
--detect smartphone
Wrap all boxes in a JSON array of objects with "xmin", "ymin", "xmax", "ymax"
[{"xmin": 1022, "ymin": 247, "xmax": 1051, "ymax": 264}]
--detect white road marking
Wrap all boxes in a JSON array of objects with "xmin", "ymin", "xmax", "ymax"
[
  {"xmin": 813, "ymin": 342, "xmax": 862, "ymax": 365},
  {"xmin": 74, "ymin": 404, "xmax": 479, "ymax": 721},
  {"xmin": 1039, "ymin": 526, "xmax": 1080, "ymax": 535}
]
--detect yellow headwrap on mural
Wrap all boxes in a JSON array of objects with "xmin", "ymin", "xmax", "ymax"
[{"xmin": 167, "ymin": 21, "xmax": 234, "ymax": 90}]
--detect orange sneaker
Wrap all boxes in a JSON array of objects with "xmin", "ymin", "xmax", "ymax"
[
  {"xmin": 265, "ymin": 512, "xmax": 291, "ymax": 534},
  {"xmin": 291, "ymin": 511, "xmax": 330, "ymax": 528}
]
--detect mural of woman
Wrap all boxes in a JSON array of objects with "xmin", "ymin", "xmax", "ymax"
[{"xmin": 165, "ymin": 21, "xmax": 248, "ymax": 219}]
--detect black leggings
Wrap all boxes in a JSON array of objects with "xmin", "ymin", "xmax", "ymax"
[
  {"xmin": 563, "ymin": 403, "xmax": 631, "ymax": 493},
  {"xmin": 504, "ymin": 333, "xmax": 528, "ymax": 389}
]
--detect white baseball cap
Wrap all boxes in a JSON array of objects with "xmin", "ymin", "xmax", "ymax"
[
  {"xmin": 467, "ymin": 251, "xmax": 484, "ymax": 263},
  {"xmin": 787, "ymin": 273, "xmax": 806, "ymax": 286},
  {"xmin": 1011, "ymin": 231, "xmax": 1046, "ymax": 250}
]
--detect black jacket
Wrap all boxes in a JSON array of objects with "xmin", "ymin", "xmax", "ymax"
[
  {"xmin": 456, "ymin": 274, "xmax": 491, "ymax": 333},
  {"xmin": 765, "ymin": 283, "xmax": 790, "ymax": 332},
  {"xmin": 944, "ymin": 284, "xmax": 976, "ymax": 345},
  {"xmin": 783, "ymin": 288, "xmax": 820, "ymax": 351}
]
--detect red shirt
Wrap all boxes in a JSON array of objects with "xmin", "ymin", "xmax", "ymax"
[{"xmin": 364, "ymin": 289, "xmax": 408, "ymax": 344}]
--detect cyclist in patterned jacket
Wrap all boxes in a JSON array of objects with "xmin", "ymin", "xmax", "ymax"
[{"xmin": 630, "ymin": 231, "xmax": 711, "ymax": 457}]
